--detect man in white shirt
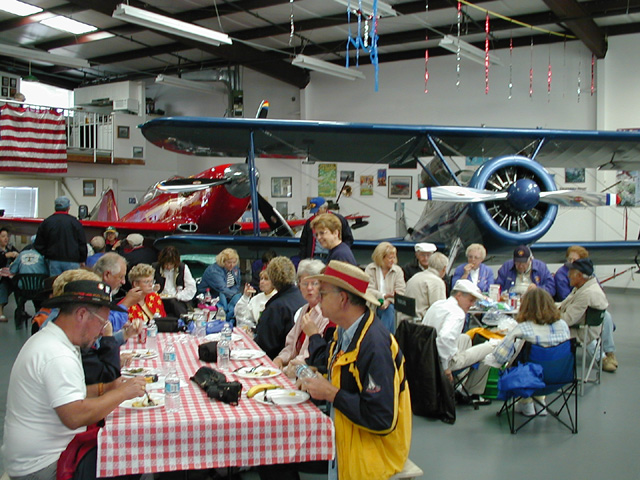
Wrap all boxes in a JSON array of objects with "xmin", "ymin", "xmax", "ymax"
[
  {"xmin": 1, "ymin": 280, "xmax": 146, "ymax": 480},
  {"xmin": 422, "ymin": 279, "xmax": 496, "ymax": 403}
]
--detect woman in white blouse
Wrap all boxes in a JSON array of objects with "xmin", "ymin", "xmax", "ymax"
[
  {"xmin": 234, "ymin": 269, "xmax": 277, "ymax": 329},
  {"xmin": 365, "ymin": 241, "xmax": 406, "ymax": 334},
  {"xmin": 152, "ymin": 246, "xmax": 196, "ymax": 317}
]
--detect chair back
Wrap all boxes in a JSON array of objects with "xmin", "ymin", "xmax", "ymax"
[
  {"xmin": 14, "ymin": 274, "xmax": 47, "ymax": 299},
  {"xmin": 585, "ymin": 307, "xmax": 606, "ymax": 327},
  {"xmin": 395, "ymin": 294, "xmax": 416, "ymax": 317},
  {"xmin": 526, "ymin": 340, "xmax": 576, "ymax": 395}
]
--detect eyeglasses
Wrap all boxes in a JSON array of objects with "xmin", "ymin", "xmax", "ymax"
[
  {"xmin": 88, "ymin": 310, "xmax": 109, "ymax": 332},
  {"xmin": 319, "ymin": 289, "xmax": 341, "ymax": 299},
  {"xmin": 300, "ymin": 280, "xmax": 320, "ymax": 288}
]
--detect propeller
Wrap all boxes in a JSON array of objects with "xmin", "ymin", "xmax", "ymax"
[
  {"xmin": 418, "ymin": 178, "xmax": 618, "ymax": 209},
  {"xmin": 156, "ymin": 163, "xmax": 255, "ymax": 199}
]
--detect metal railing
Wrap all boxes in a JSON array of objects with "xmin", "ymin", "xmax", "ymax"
[{"xmin": 1, "ymin": 99, "xmax": 115, "ymax": 163}]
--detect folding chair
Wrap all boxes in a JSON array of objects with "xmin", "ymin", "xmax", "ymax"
[
  {"xmin": 497, "ymin": 339, "xmax": 578, "ymax": 434},
  {"xmin": 12, "ymin": 273, "xmax": 47, "ymax": 330},
  {"xmin": 578, "ymin": 307, "xmax": 606, "ymax": 396},
  {"xmin": 394, "ymin": 293, "xmax": 417, "ymax": 327}
]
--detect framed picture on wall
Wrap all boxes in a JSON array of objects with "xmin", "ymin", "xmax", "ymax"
[
  {"xmin": 271, "ymin": 177, "xmax": 292, "ymax": 198},
  {"xmin": 117, "ymin": 125, "xmax": 130, "ymax": 139},
  {"xmin": 388, "ymin": 176, "xmax": 412, "ymax": 199},
  {"xmin": 133, "ymin": 146, "xmax": 144, "ymax": 158},
  {"xmin": 83, "ymin": 180, "xmax": 96, "ymax": 197}
]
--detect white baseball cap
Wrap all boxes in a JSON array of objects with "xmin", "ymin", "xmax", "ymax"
[
  {"xmin": 452, "ymin": 279, "xmax": 485, "ymax": 300},
  {"xmin": 414, "ymin": 242, "xmax": 437, "ymax": 253}
]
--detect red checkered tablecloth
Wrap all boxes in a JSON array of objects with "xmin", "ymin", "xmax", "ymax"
[{"xmin": 97, "ymin": 331, "xmax": 334, "ymax": 477}]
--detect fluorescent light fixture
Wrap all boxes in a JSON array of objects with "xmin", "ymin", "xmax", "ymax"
[
  {"xmin": 438, "ymin": 35, "xmax": 503, "ymax": 66},
  {"xmin": 0, "ymin": 43, "xmax": 90, "ymax": 69},
  {"xmin": 112, "ymin": 4, "xmax": 232, "ymax": 47},
  {"xmin": 40, "ymin": 16, "xmax": 98, "ymax": 35},
  {"xmin": 292, "ymin": 54, "xmax": 365, "ymax": 81},
  {"xmin": 332, "ymin": 0, "xmax": 397, "ymax": 17},
  {"xmin": 155, "ymin": 75, "xmax": 213, "ymax": 94},
  {"xmin": 0, "ymin": 0, "xmax": 42, "ymax": 16}
]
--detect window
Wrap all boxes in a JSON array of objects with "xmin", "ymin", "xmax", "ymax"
[{"xmin": 0, "ymin": 187, "xmax": 38, "ymax": 217}]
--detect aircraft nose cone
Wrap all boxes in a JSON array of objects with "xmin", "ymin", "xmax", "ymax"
[{"xmin": 507, "ymin": 178, "xmax": 540, "ymax": 211}]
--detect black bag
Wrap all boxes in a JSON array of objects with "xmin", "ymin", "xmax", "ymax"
[
  {"xmin": 198, "ymin": 341, "xmax": 218, "ymax": 363},
  {"xmin": 155, "ymin": 316, "xmax": 180, "ymax": 332},
  {"xmin": 190, "ymin": 366, "xmax": 227, "ymax": 389},
  {"xmin": 207, "ymin": 381, "xmax": 243, "ymax": 406}
]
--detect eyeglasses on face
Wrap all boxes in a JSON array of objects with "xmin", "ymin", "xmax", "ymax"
[{"xmin": 88, "ymin": 309, "xmax": 109, "ymax": 332}]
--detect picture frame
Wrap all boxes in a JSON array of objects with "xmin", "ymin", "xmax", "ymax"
[
  {"xmin": 83, "ymin": 179, "xmax": 96, "ymax": 197},
  {"xmin": 340, "ymin": 170, "xmax": 355, "ymax": 182},
  {"xmin": 360, "ymin": 175, "xmax": 373, "ymax": 196},
  {"xmin": 565, "ymin": 167, "xmax": 585, "ymax": 184},
  {"xmin": 117, "ymin": 125, "xmax": 130, "ymax": 139},
  {"xmin": 132, "ymin": 146, "xmax": 144, "ymax": 158},
  {"xmin": 388, "ymin": 175, "xmax": 412, "ymax": 199},
  {"xmin": 271, "ymin": 176, "xmax": 292, "ymax": 198}
]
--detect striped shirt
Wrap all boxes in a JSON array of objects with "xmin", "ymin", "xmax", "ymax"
[{"xmin": 492, "ymin": 319, "xmax": 570, "ymax": 366}]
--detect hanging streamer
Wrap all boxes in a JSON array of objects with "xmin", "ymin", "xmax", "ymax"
[
  {"xmin": 508, "ymin": 34, "xmax": 513, "ymax": 100},
  {"xmin": 344, "ymin": 0, "xmax": 380, "ymax": 91},
  {"xmin": 425, "ymin": 35, "xmax": 429, "ymax": 93},
  {"xmin": 529, "ymin": 36, "xmax": 534, "ymax": 98},
  {"xmin": 288, "ymin": 0, "xmax": 295, "ymax": 46},
  {"xmin": 456, "ymin": 1, "xmax": 462, "ymax": 89},
  {"xmin": 577, "ymin": 59, "xmax": 582, "ymax": 103},
  {"xmin": 547, "ymin": 45, "xmax": 552, "ymax": 101},
  {"xmin": 591, "ymin": 53, "xmax": 595, "ymax": 95},
  {"xmin": 484, "ymin": 12, "xmax": 490, "ymax": 94}
]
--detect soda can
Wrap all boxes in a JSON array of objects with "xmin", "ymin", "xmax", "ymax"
[{"xmin": 138, "ymin": 324, "xmax": 147, "ymax": 345}]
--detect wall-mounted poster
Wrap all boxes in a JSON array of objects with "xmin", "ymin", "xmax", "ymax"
[
  {"xmin": 318, "ymin": 164, "xmax": 337, "ymax": 197},
  {"xmin": 388, "ymin": 176, "xmax": 412, "ymax": 199},
  {"xmin": 616, "ymin": 170, "xmax": 640, "ymax": 207},
  {"xmin": 565, "ymin": 167, "xmax": 585, "ymax": 183},
  {"xmin": 340, "ymin": 170, "xmax": 354, "ymax": 182},
  {"xmin": 360, "ymin": 175, "xmax": 373, "ymax": 196},
  {"xmin": 377, "ymin": 169, "xmax": 387, "ymax": 186}
]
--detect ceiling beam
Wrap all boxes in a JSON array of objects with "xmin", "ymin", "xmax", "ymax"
[{"xmin": 542, "ymin": 0, "xmax": 607, "ymax": 58}]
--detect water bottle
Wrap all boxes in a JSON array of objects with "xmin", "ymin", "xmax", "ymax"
[
  {"xmin": 217, "ymin": 307, "xmax": 226, "ymax": 322},
  {"xmin": 164, "ymin": 367, "xmax": 181, "ymax": 412},
  {"xmin": 217, "ymin": 338, "xmax": 230, "ymax": 371},
  {"xmin": 204, "ymin": 288, "xmax": 213, "ymax": 305},
  {"xmin": 147, "ymin": 318, "xmax": 158, "ymax": 352},
  {"xmin": 296, "ymin": 364, "xmax": 317, "ymax": 380},
  {"xmin": 163, "ymin": 338, "xmax": 176, "ymax": 365},
  {"xmin": 221, "ymin": 321, "xmax": 233, "ymax": 347}
]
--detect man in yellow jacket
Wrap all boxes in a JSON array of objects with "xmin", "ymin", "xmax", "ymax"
[{"xmin": 304, "ymin": 260, "xmax": 412, "ymax": 480}]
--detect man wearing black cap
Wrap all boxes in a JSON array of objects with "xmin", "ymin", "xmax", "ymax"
[
  {"xmin": 559, "ymin": 258, "xmax": 618, "ymax": 372},
  {"xmin": 496, "ymin": 245, "xmax": 555, "ymax": 298},
  {"xmin": 1, "ymin": 280, "xmax": 147, "ymax": 480},
  {"xmin": 34, "ymin": 196, "xmax": 87, "ymax": 275}
]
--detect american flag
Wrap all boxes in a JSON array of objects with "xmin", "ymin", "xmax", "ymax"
[{"xmin": 0, "ymin": 103, "xmax": 67, "ymax": 173}]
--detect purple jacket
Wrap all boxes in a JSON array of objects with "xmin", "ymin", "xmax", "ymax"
[{"xmin": 496, "ymin": 259, "xmax": 556, "ymax": 297}]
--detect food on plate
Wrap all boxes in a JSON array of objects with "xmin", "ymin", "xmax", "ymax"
[
  {"xmin": 131, "ymin": 396, "xmax": 155, "ymax": 408},
  {"xmin": 246, "ymin": 384, "xmax": 281, "ymax": 398},
  {"xmin": 126, "ymin": 367, "xmax": 144, "ymax": 374},
  {"xmin": 144, "ymin": 374, "xmax": 159, "ymax": 383}
]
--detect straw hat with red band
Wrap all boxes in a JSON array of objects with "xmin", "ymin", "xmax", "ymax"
[{"xmin": 310, "ymin": 260, "xmax": 380, "ymax": 306}]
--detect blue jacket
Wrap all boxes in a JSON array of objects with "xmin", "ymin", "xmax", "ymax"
[
  {"xmin": 9, "ymin": 248, "xmax": 48, "ymax": 276},
  {"xmin": 496, "ymin": 258, "xmax": 556, "ymax": 297},
  {"xmin": 451, "ymin": 263, "xmax": 494, "ymax": 293},
  {"xmin": 554, "ymin": 265, "xmax": 571, "ymax": 301},
  {"xmin": 198, "ymin": 263, "xmax": 241, "ymax": 300}
]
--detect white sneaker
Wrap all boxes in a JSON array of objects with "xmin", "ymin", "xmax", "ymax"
[
  {"xmin": 534, "ymin": 400, "xmax": 548, "ymax": 416},
  {"xmin": 514, "ymin": 401, "xmax": 535, "ymax": 416}
]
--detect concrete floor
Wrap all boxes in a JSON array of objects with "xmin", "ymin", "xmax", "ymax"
[{"xmin": 0, "ymin": 288, "xmax": 638, "ymax": 479}]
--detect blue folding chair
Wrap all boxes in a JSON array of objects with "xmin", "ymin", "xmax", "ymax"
[{"xmin": 497, "ymin": 339, "xmax": 578, "ymax": 434}]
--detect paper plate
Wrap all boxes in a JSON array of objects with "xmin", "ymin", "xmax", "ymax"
[
  {"xmin": 253, "ymin": 389, "xmax": 310, "ymax": 406},
  {"xmin": 233, "ymin": 365, "xmax": 281, "ymax": 379},
  {"xmin": 204, "ymin": 332, "xmax": 243, "ymax": 343},
  {"xmin": 120, "ymin": 393, "xmax": 165, "ymax": 410},
  {"xmin": 230, "ymin": 349, "xmax": 266, "ymax": 360},
  {"xmin": 122, "ymin": 349, "xmax": 159, "ymax": 360},
  {"xmin": 121, "ymin": 367, "xmax": 157, "ymax": 377}
]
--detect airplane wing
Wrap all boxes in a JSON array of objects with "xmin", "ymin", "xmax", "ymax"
[{"xmin": 140, "ymin": 117, "xmax": 640, "ymax": 169}]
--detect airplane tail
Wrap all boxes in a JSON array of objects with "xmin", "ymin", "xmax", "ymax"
[
  {"xmin": 256, "ymin": 100, "xmax": 269, "ymax": 119},
  {"xmin": 88, "ymin": 188, "xmax": 120, "ymax": 222}
]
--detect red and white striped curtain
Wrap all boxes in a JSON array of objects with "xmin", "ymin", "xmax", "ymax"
[{"xmin": 0, "ymin": 103, "xmax": 67, "ymax": 173}]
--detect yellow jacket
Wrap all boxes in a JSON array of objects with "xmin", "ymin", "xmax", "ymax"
[{"xmin": 328, "ymin": 309, "xmax": 412, "ymax": 480}]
